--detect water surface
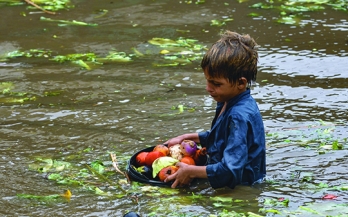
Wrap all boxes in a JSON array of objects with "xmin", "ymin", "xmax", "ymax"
[{"xmin": 0, "ymin": 0, "xmax": 347, "ymax": 216}]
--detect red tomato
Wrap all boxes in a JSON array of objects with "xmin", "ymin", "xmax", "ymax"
[
  {"xmin": 144, "ymin": 151, "xmax": 165, "ymax": 166},
  {"xmin": 158, "ymin": 166, "xmax": 179, "ymax": 182},
  {"xmin": 135, "ymin": 152, "xmax": 149, "ymax": 166},
  {"xmin": 180, "ymin": 156, "xmax": 196, "ymax": 165}
]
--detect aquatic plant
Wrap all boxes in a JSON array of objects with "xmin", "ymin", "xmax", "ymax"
[
  {"xmin": 18, "ymin": 137, "xmax": 348, "ymax": 216},
  {"xmin": 134, "ymin": 37, "xmax": 207, "ymax": 67},
  {"xmin": 266, "ymin": 120, "xmax": 347, "ymax": 152},
  {"xmin": 4, "ymin": 49, "xmax": 133, "ymax": 70},
  {"xmin": 0, "ymin": 82, "xmax": 36, "ymax": 103},
  {"xmin": 2, "ymin": 36, "xmax": 206, "ymax": 69},
  {"xmin": 40, "ymin": 16, "xmax": 98, "ymax": 27},
  {"xmin": 250, "ymin": 0, "xmax": 347, "ymax": 25},
  {"xmin": 0, "ymin": 0, "xmax": 73, "ymax": 12}
]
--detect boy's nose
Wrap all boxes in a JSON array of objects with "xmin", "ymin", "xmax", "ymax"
[{"xmin": 206, "ymin": 83, "xmax": 213, "ymax": 93}]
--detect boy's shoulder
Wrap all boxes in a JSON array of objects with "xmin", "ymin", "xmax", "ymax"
[
  {"xmin": 227, "ymin": 90, "xmax": 256, "ymax": 109},
  {"xmin": 226, "ymin": 94, "xmax": 260, "ymax": 118}
]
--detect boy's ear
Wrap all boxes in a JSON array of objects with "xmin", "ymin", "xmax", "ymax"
[{"xmin": 238, "ymin": 77, "xmax": 247, "ymax": 89}]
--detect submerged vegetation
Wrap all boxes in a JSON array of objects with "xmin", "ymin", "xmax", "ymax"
[
  {"xmin": 249, "ymin": 0, "xmax": 347, "ymax": 25},
  {"xmin": 40, "ymin": 16, "xmax": 98, "ymax": 26},
  {"xmin": 1, "ymin": 37, "xmax": 207, "ymax": 70},
  {"xmin": 23, "ymin": 150, "xmax": 348, "ymax": 216},
  {"xmin": 0, "ymin": 0, "xmax": 73, "ymax": 12},
  {"xmin": 266, "ymin": 120, "xmax": 347, "ymax": 152},
  {"xmin": 17, "ymin": 120, "xmax": 347, "ymax": 216},
  {"xmin": 0, "ymin": 82, "xmax": 36, "ymax": 103},
  {"xmin": 1, "ymin": 0, "xmax": 347, "ymax": 216}
]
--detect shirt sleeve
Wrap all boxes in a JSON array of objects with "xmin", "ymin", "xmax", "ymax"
[{"xmin": 206, "ymin": 114, "xmax": 249, "ymax": 189}]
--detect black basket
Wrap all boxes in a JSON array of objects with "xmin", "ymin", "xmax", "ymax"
[{"xmin": 126, "ymin": 145, "xmax": 208, "ymax": 187}]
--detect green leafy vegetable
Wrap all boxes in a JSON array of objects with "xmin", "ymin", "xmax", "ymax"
[{"xmin": 151, "ymin": 156, "xmax": 179, "ymax": 178}]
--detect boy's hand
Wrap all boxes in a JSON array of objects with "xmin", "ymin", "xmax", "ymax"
[
  {"xmin": 164, "ymin": 162, "xmax": 193, "ymax": 188},
  {"xmin": 164, "ymin": 136, "xmax": 185, "ymax": 147}
]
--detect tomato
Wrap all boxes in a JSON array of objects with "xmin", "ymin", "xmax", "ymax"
[
  {"xmin": 158, "ymin": 166, "xmax": 179, "ymax": 181},
  {"xmin": 180, "ymin": 156, "xmax": 195, "ymax": 165},
  {"xmin": 153, "ymin": 144, "xmax": 169, "ymax": 156},
  {"xmin": 144, "ymin": 151, "xmax": 165, "ymax": 166},
  {"xmin": 135, "ymin": 152, "xmax": 149, "ymax": 166}
]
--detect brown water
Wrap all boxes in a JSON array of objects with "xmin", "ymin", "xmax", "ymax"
[{"xmin": 0, "ymin": 0, "xmax": 347, "ymax": 216}]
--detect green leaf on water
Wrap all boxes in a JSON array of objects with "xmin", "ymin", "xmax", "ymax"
[
  {"xmin": 277, "ymin": 16, "xmax": 298, "ymax": 25},
  {"xmin": 17, "ymin": 190, "xmax": 71, "ymax": 202},
  {"xmin": 17, "ymin": 193, "xmax": 61, "ymax": 200},
  {"xmin": 90, "ymin": 160, "xmax": 105, "ymax": 174},
  {"xmin": 73, "ymin": 59, "xmax": 91, "ymax": 70},
  {"xmin": 95, "ymin": 187, "xmax": 111, "ymax": 196},
  {"xmin": 97, "ymin": 51, "xmax": 133, "ymax": 63},
  {"xmin": 47, "ymin": 173, "xmax": 62, "ymax": 180},
  {"xmin": 210, "ymin": 196, "xmax": 233, "ymax": 203},
  {"xmin": 0, "ymin": 82, "xmax": 14, "ymax": 94},
  {"xmin": 332, "ymin": 140, "xmax": 343, "ymax": 150},
  {"xmin": 29, "ymin": 158, "xmax": 71, "ymax": 173},
  {"xmin": 250, "ymin": 3, "xmax": 274, "ymax": 9},
  {"xmin": 44, "ymin": 90, "xmax": 62, "ymax": 96},
  {"xmin": 248, "ymin": 12, "xmax": 261, "ymax": 17},
  {"xmin": 261, "ymin": 209, "xmax": 282, "ymax": 214},
  {"xmin": 40, "ymin": 16, "xmax": 98, "ymax": 26},
  {"xmin": 210, "ymin": 18, "xmax": 233, "ymax": 26},
  {"xmin": 212, "ymin": 202, "xmax": 225, "ymax": 207}
]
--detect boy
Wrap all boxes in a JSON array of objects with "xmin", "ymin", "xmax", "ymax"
[{"xmin": 165, "ymin": 31, "xmax": 266, "ymax": 189}]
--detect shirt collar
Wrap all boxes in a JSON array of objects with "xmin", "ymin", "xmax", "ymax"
[{"xmin": 217, "ymin": 88, "xmax": 250, "ymax": 109}]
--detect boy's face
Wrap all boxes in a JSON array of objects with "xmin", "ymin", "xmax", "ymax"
[{"xmin": 204, "ymin": 70, "xmax": 246, "ymax": 103}]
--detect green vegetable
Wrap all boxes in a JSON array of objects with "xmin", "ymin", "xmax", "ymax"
[{"xmin": 151, "ymin": 156, "xmax": 179, "ymax": 178}]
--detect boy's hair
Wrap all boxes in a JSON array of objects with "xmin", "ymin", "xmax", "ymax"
[{"xmin": 201, "ymin": 31, "xmax": 259, "ymax": 86}]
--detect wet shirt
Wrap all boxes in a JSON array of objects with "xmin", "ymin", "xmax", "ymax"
[{"xmin": 198, "ymin": 89, "xmax": 266, "ymax": 189}]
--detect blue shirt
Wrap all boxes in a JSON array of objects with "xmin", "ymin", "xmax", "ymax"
[{"xmin": 198, "ymin": 89, "xmax": 266, "ymax": 189}]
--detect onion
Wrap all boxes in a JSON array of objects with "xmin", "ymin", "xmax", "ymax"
[
  {"xmin": 169, "ymin": 144, "xmax": 183, "ymax": 160},
  {"xmin": 180, "ymin": 140, "xmax": 197, "ymax": 156}
]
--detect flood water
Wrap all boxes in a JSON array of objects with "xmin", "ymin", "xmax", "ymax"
[{"xmin": 0, "ymin": 0, "xmax": 347, "ymax": 216}]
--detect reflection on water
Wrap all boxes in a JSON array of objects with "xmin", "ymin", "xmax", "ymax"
[{"xmin": 0, "ymin": 0, "xmax": 347, "ymax": 216}]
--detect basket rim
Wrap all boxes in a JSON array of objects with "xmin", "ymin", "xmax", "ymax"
[{"xmin": 126, "ymin": 146, "xmax": 172, "ymax": 186}]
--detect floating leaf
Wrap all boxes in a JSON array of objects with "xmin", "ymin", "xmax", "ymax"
[
  {"xmin": 210, "ymin": 18, "xmax": 233, "ymax": 26},
  {"xmin": 17, "ymin": 193, "xmax": 61, "ymax": 200},
  {"xmin": 73, "ymin": 59, "xmax": 91, "ymax": 70},
  {"xmin": 95, "ymin": 187, "xmax": 111, "ymax": 196},
  {"xmin": 148, "ymin": 38, "xmax": 179, "ymax": 47},
  {"xmin": 97, "ymin": 51, "xmax": 132, "ymax": 62},
  {"xmin": 90, "ymin": 160, "xmax": 105, "ymax": 174},
  {"xmin": 17, "ymin": 189, "xmax": 71, "ymax": 202},
  {"xmin": 40, "ymin": 16, "xmax": 98, "ymax": 26},
  {"xmin": 44, "ymin": 90, "xmax": 62, "ymax": 96},
  {"xmin": 299, "ymin": 202, "xmax": 348, "ymax": 216},
  {"xmin": 29, "ymin": 158, "xmax": 71, "ymax": 173},
  {"xmin": 210, "ymin": 196, "xmax": 233, "ymax": 203}
]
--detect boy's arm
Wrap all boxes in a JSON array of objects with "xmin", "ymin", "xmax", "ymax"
[{"xmin": 165, "ymin": 133, "xmax": 200, "ymax": 147}]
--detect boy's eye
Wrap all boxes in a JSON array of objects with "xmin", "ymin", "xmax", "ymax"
[{"xmin": 212, "ymin": 82, "xmax": 221, "ymax": 87}]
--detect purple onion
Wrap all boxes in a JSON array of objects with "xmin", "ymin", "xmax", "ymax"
[{"xmin": 180, "ymin": 140, "xmax": 197, "ymax": 156}]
